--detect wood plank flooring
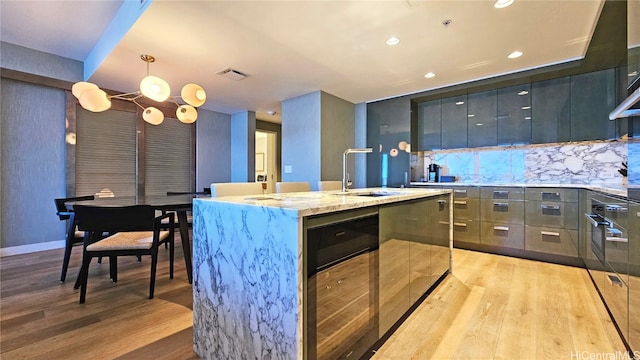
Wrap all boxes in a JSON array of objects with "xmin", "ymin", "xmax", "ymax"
[
  {"xmin": 372, "ymin": 249, "xmax": 626, "ymax": 360},
  {"xmin": 1, "ymin": 239, "xmax": 626, "ymax": 359}
]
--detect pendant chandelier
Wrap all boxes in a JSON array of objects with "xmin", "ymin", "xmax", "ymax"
[{"xmin": 71, "ymin": 54, "xmax": 206, "ymax": 125}]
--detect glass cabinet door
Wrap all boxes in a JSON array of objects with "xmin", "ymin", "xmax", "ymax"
[
  {"xmin": 441, "ymin": 95, "xmax": 468, "ymax": 149},
  {"xmin": 467, "ymin": 90, "xmax": 497, "ymax": 148},
  {"xmin": 531, "ymin": 77, "xmax": 571, "ymax": 144}
]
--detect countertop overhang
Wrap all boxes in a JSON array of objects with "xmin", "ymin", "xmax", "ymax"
[{"xmin": 194, "ymin": 187, "xmax": 451, "ymax": 217}]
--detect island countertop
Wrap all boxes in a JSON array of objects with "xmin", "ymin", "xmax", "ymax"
[{"xmin": 193, "ymin": 187, "xmax": 452, "ymax": 217}]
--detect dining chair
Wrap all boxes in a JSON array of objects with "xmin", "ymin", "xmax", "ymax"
[
  {"xmin": 54, "ymin": 195, "xmax": 96, "ymax": 282},
  {"xmin": 161, "ymin": 190, "xmax": 207, "ymax": 237},
  {"xmin": 72, "ymin": 204, "xmax": 174, "ymax": 304},
  {"xmin": 317, "ymin": 180, "xmax": 342, "ymax": 191},
  {"xmin": 210, "ymin": 182, "xmax": 264, "ymax": 197},
  {"xmin": 275, "ymin": 181, "xmax": 311, "ymax": 193}
]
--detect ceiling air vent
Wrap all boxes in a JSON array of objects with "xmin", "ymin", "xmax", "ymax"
[{"xmin": 217, "ymin": 68, "xmax": 248, "ymax": 81}]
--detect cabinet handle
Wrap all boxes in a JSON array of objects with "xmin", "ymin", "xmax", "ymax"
[
  {"xmin": 454, "ymin": 222, "xmax": 467, "ymax": 227},
  {"xmin": 438, "ymin": 200, "xmax": 447, "ymax": 204},
  {"xmin": 454, "ymin": 189, "xmax": 467, "ymax": 194},
  {"xmin": 335, "ymin": 231, "xmax": 345, "ymax": 237},
  {"xmin": 541, "ymin": 192, "xmax": 560, "ymax": 197},
  {"xmin": 540, "ymin": 205, "xmax": 560, "ymax": 210},
  {"xmin": 540, "ymin": 231, "xmax": 560, "ymax": 237},
  {"xmin": 494, "ymin": 226, "xmax": 509, "ymax": 231},
  {"xmin": 493, "ymin": 190, "xmax": 509, "ymax": 196},
  {"xmin": 439, "ymin": 221, "xmax": 450, "ymax": 225},
  {"xmin": 454, "ymin": 200, "xmax": 467, "ymax": 205},
  {"xmin": 493, "ymin": 202, "xmax": 509, "ymax": 207},
  {"xmin": 606, "ymin": 236, "xmax": 628, "ymax": 243}
]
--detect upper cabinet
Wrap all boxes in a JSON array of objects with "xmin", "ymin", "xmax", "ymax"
[
  {"xmin": 416, "ymin": 99, "xmax": 441, "ymax": 151},
  {"xmin": 412, "ymin": 68, "xmax": 619, "ymax": 150},
  {"xmin": 570, "ymin": 68, "xmax": 617, "ymax": 141},
  {"xmin": 441, "ymin": 95, "xmax": 468, "ymax": 149},
  {"xmin": 531, "ymin": 77, "xmax": 571, "ymax": 144},
  {"xmin": 467, "ymin": 90, "xmax": 497, "ymax": 148},
  {"xmin": 498, "ymin": 84, "xmax": 531, "ymax": 145}
]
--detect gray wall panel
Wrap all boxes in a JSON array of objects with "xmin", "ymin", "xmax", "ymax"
[
  {"xmin": 320, "ymin": 92, "xmax": 355, "ymax": 184},
  {"xmin": 282, "ymin": 91, "xmax": 321, "ymax": 187},
  {"xmin": 1, "ymin": 41, "xmax": 83, "ymax": 82},
  {"xmin": 230, "ymin": 111, "xmax": 256, "ymax": 182},
  {"xmin": 196, "ymin": 109, "xmax": 232, "ymax": 190},
  {"xmin": 1, "ymin": 79, "xmax": 66, "ymax": 247}
]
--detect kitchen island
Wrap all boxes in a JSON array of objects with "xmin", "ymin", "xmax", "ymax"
[{"xmin": 191, "ymin": 187, "xmax": 452, "ymax": 360}]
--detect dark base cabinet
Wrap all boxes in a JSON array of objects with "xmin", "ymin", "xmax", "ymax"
[
  {"xmin": 524, "ymin": 226, "xmax": 578, "ymax": 257},
  {"xmin": 581, "ymin": 191, "xmax": 639, "ymax": 356}
]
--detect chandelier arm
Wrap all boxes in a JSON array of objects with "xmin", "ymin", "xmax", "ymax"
[
  {"xmin": 168, "ymin": 96, "xmax": 182, "ymax": 107},
  {"xmin": 130, "ymin": 99, "xmax": 147, "ymax": 110},
  {"xmin": 110, "ymin": 91, "xmax": 143, "ymax": 101}
]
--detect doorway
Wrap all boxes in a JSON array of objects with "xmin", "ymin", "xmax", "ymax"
[{"xmin": 256, "ymin": 130, "xmax": 277, "ymax": 193}]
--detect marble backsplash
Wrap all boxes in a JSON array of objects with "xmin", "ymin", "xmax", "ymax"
[{"xmin": 412, "ymin": 140, "xmax": 628, "ymax": 185}]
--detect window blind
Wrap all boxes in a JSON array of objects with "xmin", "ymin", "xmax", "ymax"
[
  {"xmin": 75, "ymin": 107, "xmax": 137, "ymax": 197},
  {"xmin": 144, "ymin": 117, "xmax": 193, "ymax": 195}
]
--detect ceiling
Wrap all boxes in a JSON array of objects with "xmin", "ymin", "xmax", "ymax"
[{"xmin": 1, "ymin": 0, "xmax": 608, "ymax": 123}]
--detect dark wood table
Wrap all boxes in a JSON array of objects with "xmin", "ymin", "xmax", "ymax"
[{"xmin": 66, "ymin": 194, "xmax": 204, "ymax": 283}]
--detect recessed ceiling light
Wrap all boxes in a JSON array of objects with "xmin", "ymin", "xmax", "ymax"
[
  {"xmin": 456, "ymin": 101, "xmax": 465, "ymax": 105},
  {"xmin": 522, "ymin": 106, "xmax": 531, "ymax": 110},
  {"xmin": 494, "ymin": 0, "xmax": 515, "ymax": 9},
  {"xmin": 386, "ymin": 36, "xmax": 400, "ymax": 46},
  {"xmin": 517, "ymin": 90, "xmax": 529, "ymax": 96},
  {"xmin": 508, "ymin": 51, "xmax": 523, "ymax": 59},
  {"xmin": 468, "ymin": 114, "xmax": 475, "ymax": 118},
  {"xmin": 267, "ymin": 110, "xmax": 277, "ymax": 116},
  {"xmin": 424, "ymin": 72, "xmax": 436, "ymax": 78}
]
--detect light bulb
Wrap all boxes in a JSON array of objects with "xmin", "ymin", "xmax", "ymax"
[
  {"xmin": 143, "ymin": 107, "xmax": 164, "ymax": 125},
  {"xmin": 140, "ymin": 75, "xmax": 170, "ymax": 102},
  {"xmin": 79, "ymin": 88, "xmax": 111, "ymax": 112},
  {"xmin": 176, "ymin": 105, "xmax": 197, "ymax": 124}
]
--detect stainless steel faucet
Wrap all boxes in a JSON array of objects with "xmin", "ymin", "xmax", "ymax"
[{"xmin": 342, "ymin": 148, "xmax": 373, "ymax": 192}]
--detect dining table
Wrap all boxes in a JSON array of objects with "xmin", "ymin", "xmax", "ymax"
[{"xmin": 66, "ymin": 194, "xmax": 206, "ymax": 284}]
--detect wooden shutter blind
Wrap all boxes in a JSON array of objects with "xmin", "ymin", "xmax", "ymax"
[
  {"xmin": 144, "ymin": 117, "xmax": 193, "ymax": 195},
  {"xmin": 75, "ymin": 107, "xmax": 137, "ymax": 197}
]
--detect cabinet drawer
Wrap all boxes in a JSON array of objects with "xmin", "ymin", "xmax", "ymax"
[
  {"xmin": 452, "ymin": 198, "xmax": 480, "ymax": 220},
  {"xmin": 524, "ymin": 188, "xmax": 578, "ymax": 202},
  {"xmin": 429, "ymin": 196, "xmax": 451, "ymax": 222},
  {"xmin": 524, "ymin": 201, "xmax": 579, "ymax": 229},
  {"xmin": 480, "ymin": 199, "xmax": 524, "ymax": 224},
  {"xmin": 601, "ymin": 270, "xmax": 629, "ymax": 342},
  {"xmin": 480, "ymin": 187, "xmax": 524, "ymax": 200},
  {"xmin": 480, "ymin": 222, "xmax": 524, "ymax": 249},
  {"xmin": 453, "ymin": 219, "xmax": 480, "ymax": 244},
  {"xmin": 524, "ymin": 226, "xmax": 578, "ymax": 257},
  {"xmin": 452, "ymin": 187, "xmax": 480, "ymax": 199}
]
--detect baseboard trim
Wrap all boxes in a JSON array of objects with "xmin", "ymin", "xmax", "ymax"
[{"xmin": 0, "ymin": 240, "xmax": 65, "ymax": 257}]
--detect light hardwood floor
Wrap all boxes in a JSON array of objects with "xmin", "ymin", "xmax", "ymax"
[{"xmin": 1, "ymin": 240, "xmax": 626, "ymax": 360}]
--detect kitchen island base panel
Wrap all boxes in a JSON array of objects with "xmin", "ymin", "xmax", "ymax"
[
  {"xmin": 192, "ymin": 202, "xmax": 301, "ymax": 360},
  {"xmin": 191, "ymin": 188, "xmax": 452, "ymax": 359}
]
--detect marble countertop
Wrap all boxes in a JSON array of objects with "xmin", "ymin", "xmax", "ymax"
[
  {"xmin": 409, "ymin": 182, "xmax": 627, "ymax": 197},
  {"xmin": 194, "ymin": 187, "xmax": 451, "ymax": 217}
]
